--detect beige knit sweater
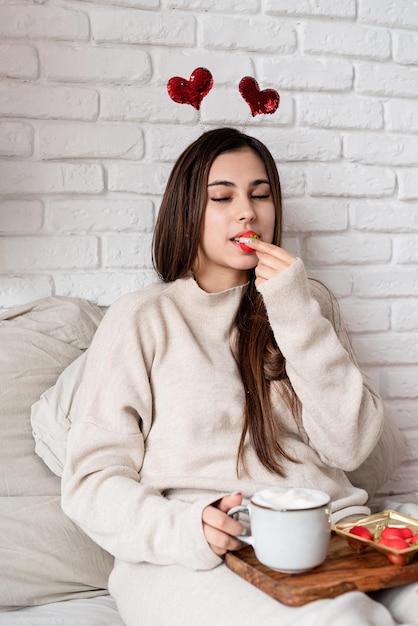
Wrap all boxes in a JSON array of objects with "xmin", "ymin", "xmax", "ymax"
[{"xmin": 61, "ymin": 259, "xmax": 384, "ymax": 571}]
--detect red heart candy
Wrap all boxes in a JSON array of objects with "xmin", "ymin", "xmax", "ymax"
[
  {"xmin": 239, "ymin": 76, "xmax": 280, "ymax": 117},
  {"xmin": 167, "ymin": 67, "xmax": 214, "ymax": 111}
]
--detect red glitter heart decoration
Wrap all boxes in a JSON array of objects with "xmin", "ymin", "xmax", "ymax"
[
  {"xmin": 239, "ymin": 76, "xmax": 280, "ymax": 117},
  {"xmin": 167, "ymin": 67, "xmax": 214, "ymax": 111}
]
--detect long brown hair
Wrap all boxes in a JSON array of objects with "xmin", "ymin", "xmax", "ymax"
[{"xmin": 153, "ymin": 127, "xmax": 299, "ymax": 477}]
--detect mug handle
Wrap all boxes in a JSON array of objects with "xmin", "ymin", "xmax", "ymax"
[{"xmin": 227, "ymin": 504, "xmax": 252, "ymax": 545}]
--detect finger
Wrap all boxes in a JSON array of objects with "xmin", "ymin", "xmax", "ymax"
[
  {"xmin": 256, "ymin": 253, "xmax": 290, "ymax": 272},
  {"xmin": 258, "ymin": 247, "xmax": 296, "ymax": 267},
  {"xmin": 216, "ymin": 492, "xmax": 243, "ymax": 513},
  {"xmin": 255, "ymin": 263, "xmax": 279, "ymax": 282},
  {"xmin": 203, "ymin": 524, "xmax": 244, "ymax": 556},
  {"xmin": 256, "ymin": 256, "xmax": 292, "ymax": 279},
  {"xmin": 202, "ymin": 505, "xmax": 245, "ymax": 556},
  {"xmin": 202, "ymin": 505, "xmax": 243, "ymax": 538},
  {"xmin": 240, "ymin": 237, "xmax": 297, "ymax": 265}
]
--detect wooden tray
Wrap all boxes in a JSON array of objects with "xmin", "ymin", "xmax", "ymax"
[{"xmin": 225, "ymin": 532, "xmax": 418, "ymax": 606}]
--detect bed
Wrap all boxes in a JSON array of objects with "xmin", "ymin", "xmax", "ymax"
[{"xmin": 0, "ymin": 295, "xmax": 413, "ymax": 624}]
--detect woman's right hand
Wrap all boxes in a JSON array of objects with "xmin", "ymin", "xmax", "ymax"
[
  {"xmin": 202, "ymin": 492, "xmax": 245, "ymax": 557},
  {"xmin": 239, "ymin": 237, "xmax": 296, "ymax": 286}
]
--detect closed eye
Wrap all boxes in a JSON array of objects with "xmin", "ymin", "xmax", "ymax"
[{"xmin": 211, "ymin": 194, "xmax": 270, "ymax": 202}]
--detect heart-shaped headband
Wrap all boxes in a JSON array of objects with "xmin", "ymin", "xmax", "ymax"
[{"xmin": 167, "ymin": 67, "xmax": 280, "ymax": 129}]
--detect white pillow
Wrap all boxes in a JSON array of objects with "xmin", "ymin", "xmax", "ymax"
[
  {"xmin": 0, "ymin": 296, "xmax": 113, "ymax": 610},
  {"xmin": 31, "ymin": 352, "xmax": 87, "ymax": 478}
]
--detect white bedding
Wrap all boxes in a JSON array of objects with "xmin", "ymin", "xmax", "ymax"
[{"xmin": 0, "ymin": 596, "xmax": 124, "ymax": 626}]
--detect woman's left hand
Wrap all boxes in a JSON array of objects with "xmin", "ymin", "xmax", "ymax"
[{"xmin": 242, "ymin": 238, "xmax": 297, "ymax": 286}]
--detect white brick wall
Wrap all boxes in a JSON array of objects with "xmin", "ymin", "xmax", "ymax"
[{"xmin": 0, "ymin": 0, "xmax": 417, "ymax": 497}]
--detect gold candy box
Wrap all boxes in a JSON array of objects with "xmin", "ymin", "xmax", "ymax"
[{"xmin": 333, "ymin": 510, "xmax": 418, "ymax": 566}]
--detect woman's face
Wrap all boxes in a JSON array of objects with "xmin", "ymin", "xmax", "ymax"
[{"xmin": 194, "ymin": 148, "xmax": 276, "ymax": 292}]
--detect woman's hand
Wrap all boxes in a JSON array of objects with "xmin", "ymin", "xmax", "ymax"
[
  {"xmin": 202, "ymin": 492, "xmax": 245, "ymax": 557},
  {"xmin": 240, "ymin": 238, "xmax": 297, "ymax": 286}
]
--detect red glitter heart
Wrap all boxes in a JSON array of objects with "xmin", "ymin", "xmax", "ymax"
[
  {"xmin": 239, "ymin": 76, "xmax": 280, "ymax": 117},
  {"xmin": 167, "ymin": 67, "xmax": 214, "ymax": 111}
]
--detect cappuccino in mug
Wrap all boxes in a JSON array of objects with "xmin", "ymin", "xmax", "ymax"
[{"xmin": 228, "ymin": 487, "xmax": 331, "ymax": 574}]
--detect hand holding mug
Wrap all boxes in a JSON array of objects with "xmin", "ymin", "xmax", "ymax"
[{"xmin": 202, "ymin": 492, "xmax": 245, "ymax": 557}]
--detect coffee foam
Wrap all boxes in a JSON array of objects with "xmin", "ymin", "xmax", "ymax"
[{"xmin": 252, "ymin": 487, "xmax": 329, "ymax": 511}]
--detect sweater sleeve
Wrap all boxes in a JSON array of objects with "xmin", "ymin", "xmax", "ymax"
[
  {"xmin": 257, "ymin": 259, "xmax": 384, "ymax": 472},
  {"xmin": 61, "ymin": 294, "xmax": 221, "ymax": 571}
]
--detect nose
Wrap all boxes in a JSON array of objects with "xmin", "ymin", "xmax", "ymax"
[{"xmin": 237, "ymin": 198, "xmax": 256, "ymax": 223}]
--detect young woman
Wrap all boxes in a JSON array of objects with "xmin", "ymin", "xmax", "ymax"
[{"xmin": 61, "ymin": 128, "xmax": 413, "ymax": 625}]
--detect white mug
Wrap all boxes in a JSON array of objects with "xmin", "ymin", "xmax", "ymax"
[{"xmin": 228, "ymin": 487, "xmax": 331, "ymax": 574}]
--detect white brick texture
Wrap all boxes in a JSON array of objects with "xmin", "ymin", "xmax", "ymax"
[
  {"xmin": 90, "ymin": 8, "xmax": 195, "ymax": 45},
  {"xmin": 39, "ymin": 124, "xmax": 145, "ymax": 160},
  {"xmin": 359, "ymin": 0, "xmax": 418, "ymax": 29},
  {"xmin": 0, "ymin": 163, "xmax": 104, "ymax": 194},
  {"xmin": 0, "ymin": 122, "xmax": 34, "ymax": 157},
  {"xmin": 301, "ymin": 22, "xmax": 390, "ymax": 60},
  {"xmin": 0, "ymin": 82, "xmax": 99, "ymax": 120},
  {"xmin": 0, "ymin": 44, "xmax": 38, "ymax": 79},
  {"xmin": 44, "ymin": 45, "xmax": 151, "ymax": 84},
  {"xmin": 297, "ymin": 94, "xmax": 383, "ymax": 130},
  {"xmin": 200, "ymin": 15, "xmax": 296, "ymax": 53},
  {"xmin": 0, "ymin": 4, "xmax": 89, "ymax": 41},
  {"xmin": 264, "ymin": 0, "xmax": 356, "ymax": 19},
  {"xmin": 0, "ymin": 0, "xmax": 417, "ymax": 478}
]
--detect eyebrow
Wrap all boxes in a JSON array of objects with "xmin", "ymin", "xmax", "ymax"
[{"xmin": 207, "ymin": 178, "xmax": 270, "ymax": 188}]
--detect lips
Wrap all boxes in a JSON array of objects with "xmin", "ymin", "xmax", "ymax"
[
  {"xmin": 235, "ymin": 230, "xmax": 259, "ymax": 253},
  {"xmin": 231, "ymin": 230, "xmax": 259, "ymax": 242}
]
